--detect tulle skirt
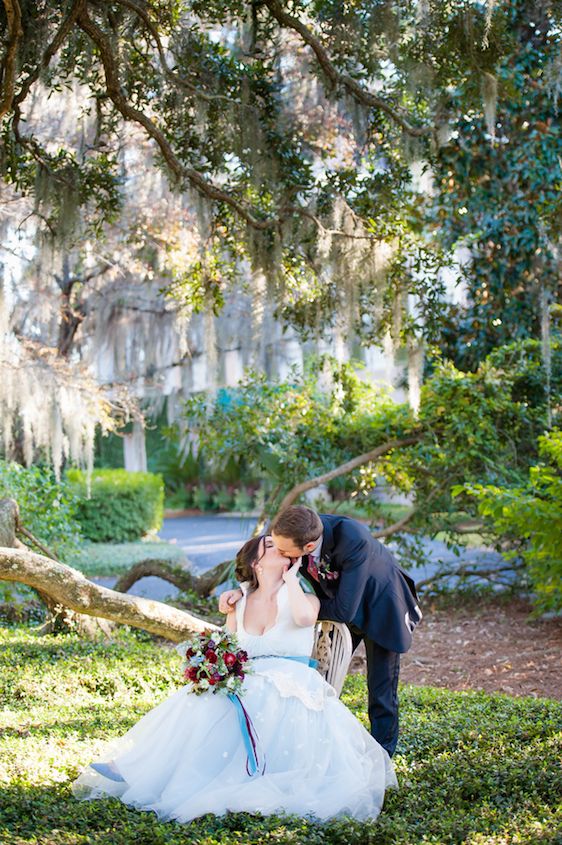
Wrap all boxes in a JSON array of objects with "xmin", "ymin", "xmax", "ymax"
[{"xmin": 71, "ymin": 657, "xmax": 397, "ymax": 823}]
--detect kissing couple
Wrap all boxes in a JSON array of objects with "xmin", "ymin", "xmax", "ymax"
[{"xmin": 72, "ymin": 506, "xmax": 421, "ymax": 824}]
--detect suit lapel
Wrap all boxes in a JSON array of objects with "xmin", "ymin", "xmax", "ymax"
[{"xmin": 319, "ymin": 514, "xmax": 335, "ymax": 560}]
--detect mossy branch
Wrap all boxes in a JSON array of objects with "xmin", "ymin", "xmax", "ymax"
[
  {"xmin": 0, "ymin": 0, "xmax": 23, "ymax": 119},
  {"xmin": 262, "ymin": 0, "xmax": 433, "ymax": 139},
  {"xmin": 275, "ymin": 435, "xmax": 422, "ymax": 515}
]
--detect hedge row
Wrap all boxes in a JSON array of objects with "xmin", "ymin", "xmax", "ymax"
[{"xmin": 67, "ymin": 469, "xmax": 164, "ymax": 543}]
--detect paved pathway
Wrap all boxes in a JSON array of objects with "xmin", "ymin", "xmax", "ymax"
[
  {"xmin": 159, "ymin": 514, "xmax": 257, "ymax": 573},
  {"xmin": 93, "ymin": 514, "xmax": 506, "ymax": 601},
  {"xmin": 93, "ymin": 515, "xmax": 257, "ymax": 601}
]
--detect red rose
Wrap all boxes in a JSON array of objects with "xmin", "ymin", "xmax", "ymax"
[
  {"xmin": 184, "ymin": 666, "xmax": 198, "ymax": 682},
  {"xmin": 205, "ymin": 649, "xmax": 218, "ymax": 664},
  {"xmin": 208, "ymin": 675, "xmax": 218, "ymax": 685},
  {"xmin": 224, "ymin": 652, "xmax": 237, "ymax": 667}
]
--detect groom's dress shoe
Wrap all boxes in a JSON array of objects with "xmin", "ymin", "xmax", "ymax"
[{"xmin": 90, "ymin": 762, "xmax": 126, "ymax": 782}]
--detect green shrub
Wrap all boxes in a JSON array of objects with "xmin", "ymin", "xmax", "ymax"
[
  {"xmin": 212, "ymin": 485, "xmax": 235, "ymax": 511},
  {"xmin": 66, "ymin": 469, "xmax": 164, "ymax": 542},
  {"xmin": 0, "ymin": 460, "xmax": 82, "ymax": 556},
  {"xmin": 192, "ymin": 484, "xmax": 214, "ymax": 511},
  {"xmin": 66, "ymin": 540, "xmax": 188, "ymax": 577},
  {"xmin": 461, "ymin": 429, "xmax": 562, "ymax": 612},
  {"xmin": 233, "ymin": 486, "xmax": 254, "ymax": 512},
  {"xmin": 164, "ymin": 488, "xmax": 191, "ymax": 510}
]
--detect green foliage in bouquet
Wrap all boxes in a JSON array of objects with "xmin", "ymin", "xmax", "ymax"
[{"xmin": 178, "ymin": 630, "xmax": 250, "ymax": 695}]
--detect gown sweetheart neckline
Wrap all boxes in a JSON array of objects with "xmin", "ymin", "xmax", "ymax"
[{"xmin": 239, "ymin": 583, "xmax": 285, "ymax": 638}]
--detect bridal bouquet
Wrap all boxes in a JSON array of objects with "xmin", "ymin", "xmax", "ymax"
[{"xmin": 178, "ymin": 629, "xmax": 250, "ymax": 696}]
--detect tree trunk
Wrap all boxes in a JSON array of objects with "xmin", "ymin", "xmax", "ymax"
[{"xmin": 0, "ymin": 498, "xmax": 216, "ymax": 640}]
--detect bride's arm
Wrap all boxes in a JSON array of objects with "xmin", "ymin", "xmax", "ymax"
[
  {"xmin": 224, "ymin": 608, "xmax": 237, "ymax": 632},
  {"xmin": 283, "ymin": 559, "xmax": 320, "ymax": 626}
]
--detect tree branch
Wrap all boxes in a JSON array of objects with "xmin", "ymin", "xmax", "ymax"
[
  {"xmin": 114, "ymin": 557, "xmax": 233, "ymax": 597},
  {"xmin": 262, "ymin": 0, "xmax": 432, "ymax": 139},
  {"xmin": 372, "ymin": 482, "xmax": 446, "ymax": 539},
  {"xmin": 0, "ymin": 0, "xmax": 23, "ymax": 119},
  {"xmin": 275, "ymin": 435, "xmax": 422, "ymax": 514},
  {"xmin": 372, "ymin": 506, "xmax": 419, "ymax": 539},
  {"xmin": 114, "ymin": 0, "xmax": 258, "ymax": 114},
  {"xmin": 0, "ymin": 545, "xmax": 218, "ymax": 640},
  {"xmin": 12, "ymin": 0, "xmax": 86, "ymax": 111},
  {"xmin": 416, "ymin": 561, "xmax": 524, "ymax": 591},
  {"xmin": 77, "ymin": 6, "xmax": 277, "ymax": 231}
]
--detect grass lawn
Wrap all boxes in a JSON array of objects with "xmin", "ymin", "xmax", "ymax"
[
  {"xmin": 66, "ymin": 541, "xmax": 188, "ymax": 578},
  {"xmin": 0, "ymin": 624, "xmax": 560, "ymax": 845}
]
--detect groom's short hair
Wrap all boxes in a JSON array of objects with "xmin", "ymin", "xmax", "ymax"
[{"xmin": 271, "ymin": 506, "xmax": 322, "ymax": 547}]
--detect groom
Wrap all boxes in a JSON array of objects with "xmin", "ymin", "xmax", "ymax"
[{"xmin": 220, "ymin": 505, "xmax": 422, "ymax": 757}]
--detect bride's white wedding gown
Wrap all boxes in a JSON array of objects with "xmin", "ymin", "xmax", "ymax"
[{"xmin": 71, "ymin": 584, "xmax": 397, "ymax": 822}]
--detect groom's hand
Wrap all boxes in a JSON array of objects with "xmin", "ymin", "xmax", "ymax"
[{"xmin": 218, "ymin": 589, "xmax": 243, "ymax": 614}]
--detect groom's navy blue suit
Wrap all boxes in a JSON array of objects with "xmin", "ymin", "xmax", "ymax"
[{"xmin": 302, "ymin": 514, "xmax": 422, "ymax": 756}]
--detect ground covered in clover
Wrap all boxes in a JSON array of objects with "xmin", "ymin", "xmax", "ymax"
[{"xmin": 0, "ymin": 622, "xmax": 560, "ymax": 845}]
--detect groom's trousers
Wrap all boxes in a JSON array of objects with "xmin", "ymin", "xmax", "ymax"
[{"xmin": 349, "ymin": 627, "xmax": 400, "ymax": 757}]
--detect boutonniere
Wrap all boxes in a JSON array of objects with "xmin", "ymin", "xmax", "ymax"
[{"xmin": 316, "ymin": 555, "xmax": 340, "ymax": 581}]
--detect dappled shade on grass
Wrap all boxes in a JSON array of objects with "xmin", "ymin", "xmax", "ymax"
[{"xmin": 0, "ymin": 625, "xmax": 560, "ymax": 844}]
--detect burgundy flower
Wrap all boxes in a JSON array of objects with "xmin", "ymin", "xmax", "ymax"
[
  {"xmin": 185, "ymin": 648, "xmax": 194, "ymax": 659},
  {"xmin": 237, "ymin": 650, "xmax": 248, "ymax": 663},
  {"xmin": 224, "ymin": 652, "xmax": 237, "ymax": 667},
  {"xmin": 184, "ymin": 666, "xmax": 198, "ymax": 682},
  {"xmin": 205, "ymin": 649, "xmax": 218, "ymax": 664}
]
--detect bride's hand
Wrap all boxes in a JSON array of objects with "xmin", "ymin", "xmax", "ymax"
[
  {"xmin": 218, "ymin": 588, "xmax": 243, "ymax": 614},
  {"xmin": 282, "ymin": 557, "xmax": 302, "ymax": 583}
]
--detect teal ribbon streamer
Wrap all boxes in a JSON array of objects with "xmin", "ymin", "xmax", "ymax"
[
  {"xmin": 228, "ymin": 654, "xmax": 318, "ymax": 777},
  {"xmin": 227, "ymin": 692, "xmax": 265, "ymax": 777}
]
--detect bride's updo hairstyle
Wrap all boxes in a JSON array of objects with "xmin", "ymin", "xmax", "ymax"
[{"xmin": 234, "ymin": 535, "xmax": 266, "ymax": 593}]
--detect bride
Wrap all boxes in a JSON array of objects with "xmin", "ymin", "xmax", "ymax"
[{"xmin": 71, "ymin": 535, "xmax": 397, "ymax": 823}]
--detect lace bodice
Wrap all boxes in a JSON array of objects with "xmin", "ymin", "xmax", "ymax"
[{"xmin": 234, "ymin": 583, "xmax": 315, "ymax": 659}]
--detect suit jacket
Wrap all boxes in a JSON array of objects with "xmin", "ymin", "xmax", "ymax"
[{"xmin": 303, "ymin": 514, "xmax": 422, "ymax": 653}]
